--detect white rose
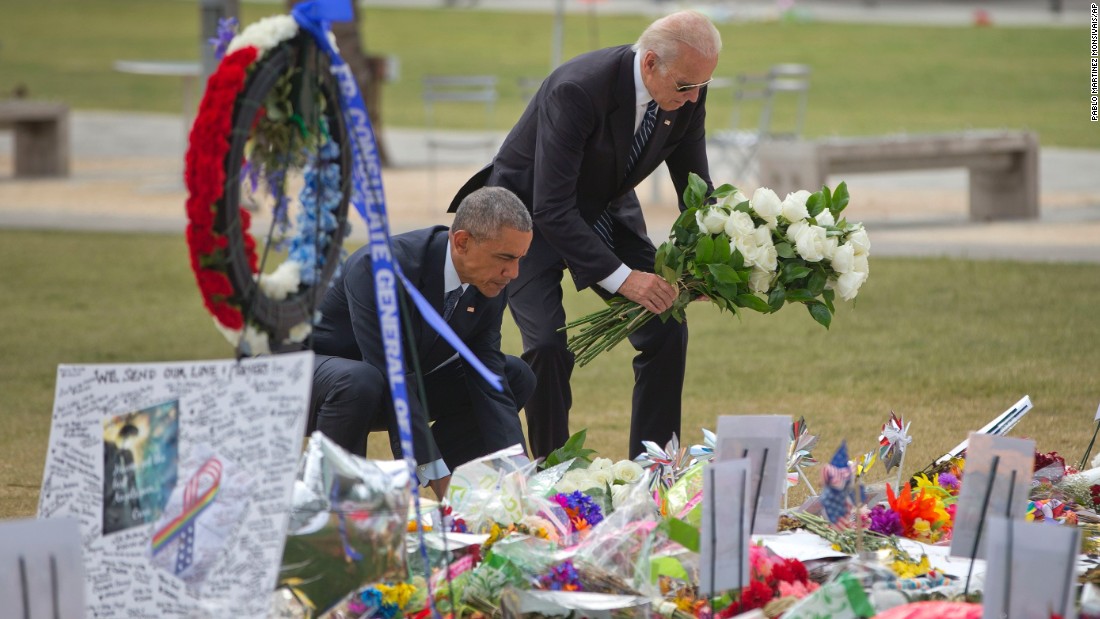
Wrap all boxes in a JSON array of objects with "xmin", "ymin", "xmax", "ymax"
[
  {"xmin": 611, "ymin": 483, "xmax": 633, "ymax": 508},
  {"xmin": 723, "ymin": 210, "xmax": 755, "ymax": 239},
  {"xmin": 751, "ymin": 225, "xmax": 773, "ymax": 248},
  {"xmin": 696, "ymin": 207, "xmax": 728, "ymax": 235},
  {"xmin": 749, "ymin": 267, "xmax": 774, "ymax": 293},
  {"xmin": 815, "ymin": 209, "xmax": 836, "ymax": 227},
  {"xmin": 822, "ymin": 236, "xmax": 839, "ymax": 261},
  {"xmin": 751, "ymin": 187, "xmax": 782, "ymax": 228},
  {"xmin": 285, "ymin": 321, "xmax": 312, "ymax": 343},
  {"xmin": 731, "ymin": 235, "xmax": 761, "ymax": 268},
  {"xmin": 257, "ymin": 260, "xmax": 302, "ymax": 301},
  {"xmin": 554, "ymin": 479, "xmax": 579, "ymax": 495},
  {"xmin": 836, "ymin": 270, "xmax": 867, "ymax": 301},
  {"xmin": 562, "ymin": 468, "xmax": 590, "ymax": 486},
  {"xmin": 227, "ymin": 15, "xmax": 298, "ymax": 55},
  {"xmin": 848, "ymin": 227, "xmax": 871, "ymax": 256},
  {"xmin": 756, "ymin": 243, "xmax": 778, "ymax": 272},
  {"xmin": 719, "ymin": 189, "xmax": 750, "ymax": 209},
  {"xmin": 789, "ymin": 221, "xmax": 827, "ymax": 262},
  {"xmin": 780, "ymin": 191, "xmax": 810, "ymax": 223},
  {"xmin": 831, "ymin": 242, "xmax": 855, "ymax": 274},
  {"xmin": 611, "ymin": 460, "xmax": 644, "ymax": 484},
  {"xmin": 853, "ymin": 253, "xmax": 870, "ymax": 275},
  {"xmin": 589, "ymin": 457, "xmax": 613, "ymax": 471},
  {"xmin": 588, "ymin": 468, "xmax": 615, "ymax": 487}
]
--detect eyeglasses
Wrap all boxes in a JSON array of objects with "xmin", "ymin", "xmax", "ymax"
[{"xmin": 656, "ymin": 55, "xmax": 713, "ymax": 92}]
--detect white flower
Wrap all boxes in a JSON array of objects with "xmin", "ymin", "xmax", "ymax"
[
  {"xmin": 831, "ymin": 242, "xmax": 856, "ymax": 274},
  {"xmin": 780, "ymin": 191, "xmax": 810, "ymax": 223},
  {"xmin": 257, "ymin": 260, "xmax": 302, "ymax": 301},
  {"xmin": 748, "ymin": 267, "xmax": 774, "ymax": 293},
  {"xmin": 611, "ymin": 483, "xmax": 633, "ymax": 508},
  {"xmin": 214, "ymin": 321, "xmax": 272, "ymax": 356},
  {"xmin": 589, "ymin": 457, "xmax": 613, "ymax": 471},
  {"xmin": 853, "ymin": 253, "xmax": 870, "ymax": 275},
  {"xmin": 226, "ymin": 15, "xmax": 299, "ymax": 56},
  {"xmin": 554, "ymin": 479, "xmax": 579, "ymax": 495},
  {"xmin": 587, "ymin": 468, "xmax": 615, "ymax": 487},
  {"xmin": 723, "ymin": 210, "xmax": 755, "ymax": 240},
  {"xmin": 787, "ymin": 221, "xmax": 828, "ymax": 263},
  {"xmin": 562, "ymin": 468, "xmax": 591, "ymax": 486},
  {"xmin": 719, "ymin": 189, "xmax": 750, "ymax": 209},
  {"xmin": 751, "ymin": 226, "xmax": 778, "ymax": 271},
  {"xmin": 835, "ymin": 270, "xmax": 867, "ymax": 301},
  {"xmin": 695, "ymin": 207, "xmax": 728, "ymax": 235},
  {"xmin": 815, "ymin": 209, "xmax": 836, "ymax": 227},
  {"xmin": 611, "ymin": 460, "xmax": 644, "ymax": 484},
  {"xmin": 823, "ymin": 236, "xmax": 839, "ymax": 261},
  {"xmin": 731, "ymin": 235, "xmax": 761, "ymax": 268},
  {"xmin": 285, "ymin": 321, "xmax": 312, "ymax": 343},
  {"xmin": 847, "ymin": 226, "xmax": 871, "ymax": 256},
  {"xmin": 750, "ymin": 187, "xmax": 782, "ymax": 228}
]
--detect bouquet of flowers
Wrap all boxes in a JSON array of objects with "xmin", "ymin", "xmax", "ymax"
[{"xmin": 564, "ymin": 174, "xmax": 870, "ymax": 366}]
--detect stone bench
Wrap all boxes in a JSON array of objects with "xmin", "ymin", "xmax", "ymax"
[
  {"xmin": 0, "ymin": 100, "xmax": 70, "ymax": 177},
  {"xmin": 757, "ymin": 131, "xmax": 1039, "ymax": 221}
]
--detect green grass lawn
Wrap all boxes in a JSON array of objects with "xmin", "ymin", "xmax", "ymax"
[
  {"xmin": 0, "ymin": 1, "xmax": 1096, "ymax": 147},
  {"xmin": 2, "ymin": 229, "xmax": 1098, "ymax": 518}
]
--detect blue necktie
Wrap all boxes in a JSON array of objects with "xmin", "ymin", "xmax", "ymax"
[
  {"xmin": 442, "ymin": 287, "xmax": 462, "ymax": 321},
  {"xmin": 593, "ymin": 99, "xmax": 659, "ymax": 249}
]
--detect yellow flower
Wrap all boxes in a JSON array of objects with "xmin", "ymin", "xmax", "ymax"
[{"xmin": 377, "ymin": 582, "xmax": 417, "ymax": 609}]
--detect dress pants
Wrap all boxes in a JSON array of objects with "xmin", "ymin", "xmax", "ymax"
[
  {"xmin": 507, "ymin": 229, "xmax": 689, "ymax": 459},
  {"xmin": 308, "ymin": 354, "xmax": 534, "ymax": 469}
]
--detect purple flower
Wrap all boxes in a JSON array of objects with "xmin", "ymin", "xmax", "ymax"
[
  {"xmin": 540, "ymin": 560, "xmax": 583, "ymax": 591},
  {"xmin": 868, "ymin": 504, "xmax": 903, "ymax": 536},
  {"xmin": 210, "ymin": 17, "xmax": 239, "ymax": 60},
  {"xmin": 937, "ymin": 472, "xmax": 960, "ymax": 491}
]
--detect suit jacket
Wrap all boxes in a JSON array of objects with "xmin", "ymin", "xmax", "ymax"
[
  {"xmin": 311, "ymin": 226, "xmax": 526, "ymax": 464},
  {"xmin": 450, "ymin": 44, "xmax": 713, "ymax": 292}
]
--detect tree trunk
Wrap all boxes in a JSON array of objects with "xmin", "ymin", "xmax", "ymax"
[{"xmin": 285, "ymin": 0, "xmax": 391, "ymax": 165}]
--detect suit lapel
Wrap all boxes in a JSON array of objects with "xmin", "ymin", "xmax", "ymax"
[
  {"xmin": 418, "ymin": 232, "xmax": 449, "ymax": 353},
  {"xmin": 612, "ymin": 48, "xmax": 637, "ymax": 184}
]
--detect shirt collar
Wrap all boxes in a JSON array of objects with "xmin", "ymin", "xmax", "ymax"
[
  {"xmin": 443, "ymin": 239, "xmax": 466, "ymax": 295},
  {"xmin": 632, "ymin": 51, "xmax": 652, "ymax": 108}
]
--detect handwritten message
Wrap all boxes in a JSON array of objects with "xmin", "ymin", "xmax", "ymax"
[{"xmin": 38, "ymin": 352, "xmax": 314, "ymax": 618}]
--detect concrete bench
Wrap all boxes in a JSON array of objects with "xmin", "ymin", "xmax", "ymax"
[
  {"xmin": 757, "ymin": 131, "xmax": 1039, "ymax": 221},
  {"xmin": 0, "ymin": 100, "xmax": 70, "ymax": 177}
]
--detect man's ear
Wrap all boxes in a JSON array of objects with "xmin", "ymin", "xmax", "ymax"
[{"xmin": 451, "ymin": 229, "xmax": 472, "ymax": 255}]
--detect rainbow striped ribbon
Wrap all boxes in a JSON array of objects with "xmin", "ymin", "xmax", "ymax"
[{"xmin": 152, "ymin": 457, "xmax": 222, "ymax": 575}]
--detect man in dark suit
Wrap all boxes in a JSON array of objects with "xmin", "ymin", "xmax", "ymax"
[
  {"xmin": 308, "ymin": 187, "xmax": 535, "ymax": 496},
  {"xmin": 450, "ymin": 11, "xmax": 722, "ymax": 459}
]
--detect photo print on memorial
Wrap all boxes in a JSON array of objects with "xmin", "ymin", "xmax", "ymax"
[{"xmin": 101, "ymin": 399, "xmax": 180, "ymax": 535}]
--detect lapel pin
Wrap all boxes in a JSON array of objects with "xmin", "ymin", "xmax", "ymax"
[
  {"xmin": 663, "ymin": 120, "xmax": 671, "ymax": 126},
  {"xmin": 466, "ymin": 306, "xmax": 475, "ymax": 313}
]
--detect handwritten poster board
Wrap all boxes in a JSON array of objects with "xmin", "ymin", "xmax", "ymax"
[
  {"xmin": 715, "ymin": 415, "xmax": 791, "ymax": 534},
  {"xmin": 37, "ymin": 352, "xmax": 314, "ymax": 618}
]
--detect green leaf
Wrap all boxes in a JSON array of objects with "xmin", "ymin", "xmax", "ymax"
[
  {"xmin": 735, "ymin": 293, "xmax": 772, "ymax": 313},
  {"xmin": 665, "ymin": 517, "xmax": 700, "ymax": 552},
  {"xmin": 708, "ymin": 263, "xmax": 743, "ymax": 285},
  {"xmin": 711, "ymin": 183, "xmax": 738, "ymax": 199},
  {"xmin": 653, "ymin": 243, "xmax": 669, "ymax": 271},
  {"xmin": 694, "ymin": 234, "xmax": 714, "ymax": 264},
  {"xmin": 775, "ymin": 242, "xmax": 795, "ymax": 259},
  {"xmin": 728, "ymin": 246, "xmax": 745, "ymax": 270},
  {"xmin": 660, "ymin": 265, "xmax": 679, "ymax": 284},
  {"xmin": 806, "ymin": 191, "xmax": 826, "ymax": 218},
  {"xmin": 808, "ymin": 302, "xmax": 833, "ymax": 329},
  {"xmin": 767, "ymin": 283, "xmax": 786, "ymax": 312},
  {"xmin": 684, "ymin": 173, "xmax": 707, "ymax": 210},
  {"xmin": 715, "ymin": 282, "xmax": 741, "ymax": 300},
  {"xmin": 673, "ymin": 207, "xmax": 699, "ymax": 233},
  {"xmin": 808, "ymin": 268, "xmax": 828, "ymax": 295},
  {"xmin": 542, "ymin": 429, "xmax": 595, "ymax": 469},
  {"xmin": 785, "ymin": 288, "xmax": 815, "ymax": 303},
  {"xmin": 782, "ymin": 265, "xmax": 812, "ymax": 283},
  {"xmin": 832, "ymin": 181, "xmax": 850, "ymax": 217},
  {"xmin": 712, "ymin": 234, "xmax": 731, "ymax": 264},
  {"xmin": 822, "ymin": 288, "xmax": 836, "ymax": 312}
]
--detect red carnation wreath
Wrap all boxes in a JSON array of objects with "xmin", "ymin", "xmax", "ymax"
[{"xmin": 184, "ymin": 16, "xmax": 351, "ymax": 355}]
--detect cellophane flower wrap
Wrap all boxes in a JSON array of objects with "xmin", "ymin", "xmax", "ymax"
[{"xmin": 565, "ymin": 174, "xmax": 870, "ymax": 366}]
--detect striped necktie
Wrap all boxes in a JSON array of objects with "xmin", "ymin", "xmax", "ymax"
[{"xmin": 592, "ymin": 99, "xmax": 659, "ymax": 249}]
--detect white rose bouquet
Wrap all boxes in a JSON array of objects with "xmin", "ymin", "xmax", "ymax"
[{"xmin": 565, "ymin": 173, "xmax": 870, "ymax": 366}]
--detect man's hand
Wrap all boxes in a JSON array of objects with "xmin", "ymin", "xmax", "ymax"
[
  {"xmin": 427, "ymin": 475, "xmax": 451, "ymax": 500},
  {"xmin": 617, "ymin": 270, "xmax": 677, "ymax": 314}
]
